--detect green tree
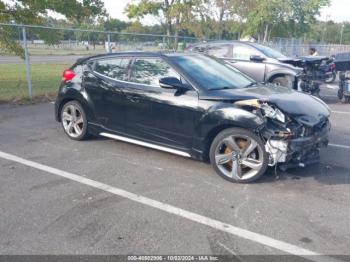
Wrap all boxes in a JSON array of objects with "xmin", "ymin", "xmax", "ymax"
[
  {"xmin": 125, "ymin": 0, "xmax": 196, "ymax": 48},
  {"xmin": 125, "ymin": 0, "xmax": 168, "ymax": 34},
  {"xmin": 243, "ymin": 0, "xmax": 330, "ymax": 41},
  {"xmin": 0, "ymin": 0, "xmax": 106, "ymax": 57},
  {"xmin": 103, "ymin": 18, "xmax": 130, "ymax": 32}
]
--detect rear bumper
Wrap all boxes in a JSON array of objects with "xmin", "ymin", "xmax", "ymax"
[{"xmin": 54, "ymin": 100, "xmax": 60, "ymax": 122}]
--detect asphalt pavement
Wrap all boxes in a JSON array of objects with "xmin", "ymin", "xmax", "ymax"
[{"xmin": 0, "ymin": 87, "xmax": 350, "ymax": 260}]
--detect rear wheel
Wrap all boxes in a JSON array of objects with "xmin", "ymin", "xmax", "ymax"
[
  {"xmin": 271, "ymin": 76, "xmax": 293, "ymax": 88},
  {"xmin": 209, "ymin": 128, "xmax": 268, "ymax": 183},
  {"xmin": 61, "ymin": 101, "xmax": 88, "ymax": 140},
  {"xmin": 324, "ymin": 71, "xmax": 337, "ymax": 83}
]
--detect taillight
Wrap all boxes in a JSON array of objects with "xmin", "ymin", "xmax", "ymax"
[
  {"xmin": 62, "ymin": 69, "xmax": 76, "ymax": 82},
  {"xmin": 330, "ymin": 63, "xmax": 336, "ymax": 70}
]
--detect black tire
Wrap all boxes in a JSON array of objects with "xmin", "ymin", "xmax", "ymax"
[
  {"xmin": 341, "ymin": 96, "xmax": 350, "ymax": 104},
  {"xmin": 338, "ymin": 88, "xmax": 343, "ymax": 100},
  {"xmin": 60, "ymin": 100, "xmax": 89, "ymax": 141},
  {"xmin": 271, "ymin": 76, "xmax": 293, "ymax": 89},
  {"xmin": 324, "ymin": 71, "xmax": 337, "ymax": 84},
  {"xmin": 209, "ymin": 128, "xmax": 268, "ymax": 183}
]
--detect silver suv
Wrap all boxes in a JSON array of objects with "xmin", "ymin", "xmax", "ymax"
[{"xmin": 186, "ymin": 41, "xmax": 302, "ymax": 89}]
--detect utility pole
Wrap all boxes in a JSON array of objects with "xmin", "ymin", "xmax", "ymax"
[
  {"xmin": 340, "ymin": 24, "xmax": 345, "ymax": 45},
  {"xmin": 322, "ymin": 15, "xmax": 331, "ymax": 43},
  {"xmin": 22, "ymin": 27, "xmax": 32, "ymax": 99}
]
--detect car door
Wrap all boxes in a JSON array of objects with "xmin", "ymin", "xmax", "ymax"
[
  {"xmin": 227, "ymin": 44, "xmax": 266, "ymax": 82},
  {"xmin": 86, "ymin": 57, "xmax": 132, "ymax": 132},
  {"xmin": 126, "ymin": 57, "xmax": 199, "ymax": 149}
]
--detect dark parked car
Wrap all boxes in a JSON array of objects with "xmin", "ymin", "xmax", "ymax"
[
  {"xmin": 55, "ymin": 52, "xmax": 330, "ymax": 183},
  {"xmin": 186, "ymin": 41, "xmax": 302, "ymax": 89}
]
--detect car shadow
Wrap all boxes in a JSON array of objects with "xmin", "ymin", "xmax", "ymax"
[{"xmin": 257, "ymin": 164, "xmax": 350, "ymax": 185}]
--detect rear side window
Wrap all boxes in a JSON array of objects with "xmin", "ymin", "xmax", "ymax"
[
  {"xmin": 207, "ymin": 44, "xmax": 232, "ymax": 58},
  {"xmin": 129, "ymin": 58, "xmax": 180, "ymax": 86},
  {"xmin": 94, "ymin": 58, "xmax": 130, "ymax": 81},
  {"xmin": 232, "ymin": 45, "xmax": 261, "ymax": 60}
]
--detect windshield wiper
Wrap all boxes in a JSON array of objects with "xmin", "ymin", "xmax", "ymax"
[{"xmin": 244, "ymin": 82, "xmax": 258, "ymax": 88}]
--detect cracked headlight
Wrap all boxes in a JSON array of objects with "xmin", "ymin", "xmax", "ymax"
[
  {"xmin": 235, "ymin": 99, "xmax": 286, "ymax": 123},
  {"xmin": 261, "ymin": 103, "xmax": 285, "ymax": 123}
]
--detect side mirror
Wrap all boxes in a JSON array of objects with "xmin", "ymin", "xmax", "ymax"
[
  {"xmin": 159, "ymin": 77, "xmax": 189, "ymax": 90},
  {"xmin": 250, "ymin": 55, "xmax": 265, "ymax": 62}
]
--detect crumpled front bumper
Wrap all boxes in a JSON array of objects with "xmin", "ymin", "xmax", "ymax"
[{"xmin": 264, "ymin": 120, "xmax": 330, "ymax": 170}]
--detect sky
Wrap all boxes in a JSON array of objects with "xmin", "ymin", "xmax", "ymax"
[{"xmin": 104, "ymin": 0, "xmax": 350, "ymax": 23}]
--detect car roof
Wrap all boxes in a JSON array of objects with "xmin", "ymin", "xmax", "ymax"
[
  {"xmin": 189, "ymin": 40, "xmax": 260, "ymax": 48},
  {"xmin": 75, "ymin": 51, "xmax": 197, "ymax": 64}
]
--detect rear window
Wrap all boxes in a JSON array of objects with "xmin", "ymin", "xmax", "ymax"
[
  {"xmin": 94, "ymin": 58, "xmax": 131, "ymax": 81},
  {"xmin": 207, "ymin": 44, "xmax": 232, "ymax": 58},
  {"xmin": 232, "ymin": 44, "xmax": 261, "ymax": 60}
]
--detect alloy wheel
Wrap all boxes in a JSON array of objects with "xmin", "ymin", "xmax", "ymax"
[
  {"xmin": 62, "ymin": 104, "xmax": 84, "ymax": 138},
  {"xmin": 214, "ymin": 135, "xmax": 264, "ymax": 181}
]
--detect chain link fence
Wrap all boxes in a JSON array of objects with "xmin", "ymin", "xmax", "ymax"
[
  {"xmin": 2, "ymin": 23, "xmax": 350, "ymax": 103},
  {"xmin": 0, "ymin": 23, "xmax": 203, "ymax": 103},
  {"xmin": 264, "ymin": 37, "xmax": 350, "ymax": 57}
]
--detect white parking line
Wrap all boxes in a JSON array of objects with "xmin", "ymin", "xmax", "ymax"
[
  {"xmin": 329, "ymin": 143, "xmax": 350, "ymax": 150},
  {"xmin": 321, "ymin": 94, "xmax": 338, "ymax": 98},
  {"xmin": 331, "ymin": 110, "xmax": 350, "ymax": 115},
  {"xmin": 0, "ymin": 150, "xmax": 341, "ymax": 262}
]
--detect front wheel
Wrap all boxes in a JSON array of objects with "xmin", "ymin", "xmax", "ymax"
[
  {"xmin": 271, "ymin": 76, "xmax": 293, "ymax": 89},
  {"xmin": 209, "ymin": 128, "xmax": 268, "ymax": 183},
  {"xmin": 61, "ymin": 101, "xmax": 88, "ymax": 141}
]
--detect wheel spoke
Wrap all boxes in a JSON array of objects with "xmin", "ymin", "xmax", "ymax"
[
  {"xmin": 241, "ymin": 158, "xmax": 262, "ymax": 170},
  {"xmin": 230, "ymin": 159, "xmax": 242, "ymax": 178},
  {"xmin": 75, "ymin": 116, "xmax": 83, "ymax": 124},
  {"xmin": 223, "ymin": 136, "xmax": 240, "ymax": 152},
  {"xmin": 67, "ymin": 122, "xmax": 74, "ymax": 133},
  {"xmin": 68, "ymin": 105, "xmax": 77, "ymax": 120},
  {"xmin": 73, "ymin": 124, "xmax": 82, "ymax": 134},
  {"xmin": 215, "ymin": 153, "xmax": 233, "ymax": 165},
  {"xmin": 242, "ymin": 139, "xmax": 258, "ymax": 158},
  {"xmin": 62, "ymin": 112, "xmax": 73, "ymax": 121},
  {"xmin": 67, "ymin": 105, "xmax": 74, "ymax": 113},
  {"xmin": 73, "ymin": 110, "xmax": 79, "ymax": 120}
]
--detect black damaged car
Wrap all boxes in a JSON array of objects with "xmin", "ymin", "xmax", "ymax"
[{"xmin": 55, "ymin": 52, "xmax": 330, "ymax": 183}]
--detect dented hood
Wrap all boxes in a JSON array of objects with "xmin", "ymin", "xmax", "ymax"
[
  {"xmin": 200, "ymin": 84, "xmax": 330, "ymax": 125},
  {"xmin": 278, "ymin": 57, "xmax": 303, "ymax": 67}
]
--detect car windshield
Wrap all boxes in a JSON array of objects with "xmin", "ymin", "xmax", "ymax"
[
  {"xmin": 254, "ymin": 44, "xmax": 286, "ymax": 59},
  {"xmin": 170, "ymin": 54, "xmax": 254, "ymax": 90}
]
